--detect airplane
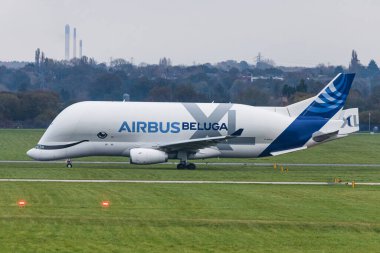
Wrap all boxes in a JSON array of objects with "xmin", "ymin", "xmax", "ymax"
[{"xmin": 27, "ymin": 73, "xmax": 359, "ymax": 169}]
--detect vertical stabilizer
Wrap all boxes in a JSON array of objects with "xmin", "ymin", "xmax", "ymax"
[
  {"xmin": 287, "ymin": 73, "xmax": 355, "ymax": 119},
  {"xmin": 260, "ymin": 73, "xmax": 356, "ymax": 157}
]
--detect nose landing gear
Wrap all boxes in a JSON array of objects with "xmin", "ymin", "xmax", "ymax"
[{"xmin": 66, "ymin": 159, "xmax": 72, "ymax": 168}]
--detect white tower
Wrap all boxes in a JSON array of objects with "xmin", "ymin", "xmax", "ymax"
[
  {"xmin": 73, "ymin": 28, "xmax": 77, "ymax": 58},
  {"xmin": 79, "ymin": 40, "xmax": 83, "ymax": 58},
  {"xmin": 65, "ymin": 24, "xmax": 70, "ymax": 60}
]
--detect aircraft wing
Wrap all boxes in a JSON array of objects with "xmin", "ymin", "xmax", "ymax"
[{"xmin": 158, "ymin": 129, "xmax": 243, "ymax": 152}]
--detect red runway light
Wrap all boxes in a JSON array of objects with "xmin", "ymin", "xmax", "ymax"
[
  {"xmin": 101, "ymin": 200, "xmax": 110, "ymax": 208},
  {"xmin": 18, "ymin": 200, "xmax": 27, "ymax": 207}
]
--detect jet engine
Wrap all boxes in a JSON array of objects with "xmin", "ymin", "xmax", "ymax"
[
  {"xmin": 130, "ymin": 148, "xmax": 168, "ymax": 164},
  {"xmin": 188, "ymin": 148, "xmax": 221, "ymax": 159}
]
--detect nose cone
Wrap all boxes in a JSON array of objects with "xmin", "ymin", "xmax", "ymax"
[
  {"xmin": 26, "ymin": 148, "xmax": 38, "ymax": 160},
  {"xmin": 26, "ymin": 147, "xmax": 62, "ymax": 161}
]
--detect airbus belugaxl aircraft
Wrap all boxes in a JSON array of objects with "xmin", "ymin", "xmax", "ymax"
[{"xmin": 27, "ymin": 73, "xmax": 359, "ymax": 169}]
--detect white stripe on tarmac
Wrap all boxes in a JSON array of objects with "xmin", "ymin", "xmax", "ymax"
[
  {"xmin": 0, "ymin": 179, "xmax": 379, "ymax": 185},
  {"xmin": 1, "ymin": 160, "xmax": 380, "ymax": 167}
]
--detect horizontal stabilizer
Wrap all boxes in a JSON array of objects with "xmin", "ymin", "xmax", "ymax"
[{"xmin": 312, "ymin": 130, "xmax": 339, "ymax": 142}]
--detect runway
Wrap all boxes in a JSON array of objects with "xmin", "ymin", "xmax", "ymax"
[
  {"xmin": 1, "ymin": 160, "xmax": 380, "ymax": 167},
  {"xmin": 0, "ymin": 178, "xmax": 379, "ymax": 185}
]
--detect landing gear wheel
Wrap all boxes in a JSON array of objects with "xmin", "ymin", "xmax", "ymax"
[
  {"xmin": 186, "ymin": 163, "xmax": 196, "ymax": 170},
  {"xmin": 177, "ymin": 163, "xmax": 186, "ymax": 170},
  {"xmin": 66, "ymin": 159, "xmax": 72, "ymax": 168}
]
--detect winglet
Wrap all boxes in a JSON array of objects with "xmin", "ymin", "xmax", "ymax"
[{"xmin": 231, "ymin": 128, "xmax": 243, "ymax": 137}]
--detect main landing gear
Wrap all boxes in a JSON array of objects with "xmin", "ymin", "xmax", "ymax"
[
  {"xmin": 66, "ymin": 159, "xmax": 73, "ymax": 168},
  {"xmin": 176, "ymin": 162, "xmax": 196, "ymax": 170},
  {"xmin": 176, "ymin": 151, "xmax": 196, "ymax": 170}
]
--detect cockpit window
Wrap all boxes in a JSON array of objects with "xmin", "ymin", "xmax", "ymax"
[
  {"xmin": 34, "ymin": 140, "xmax": 89, "ymax": 150},
  {"xmin": 35, "ymin": 144, "xmax": 45, "ymax": 149}
]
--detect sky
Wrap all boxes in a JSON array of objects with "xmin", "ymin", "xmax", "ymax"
[{"xmin": 0, "ymin": 0, "xmax": 379, "ymax": 67}]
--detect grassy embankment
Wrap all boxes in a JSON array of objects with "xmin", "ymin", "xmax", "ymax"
[{"xmin": 0, "ymin": 129, "xmax": 379, "ymax": 252}]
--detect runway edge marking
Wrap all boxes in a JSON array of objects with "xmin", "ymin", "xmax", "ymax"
[{"xmin": 0, "ymin": 179, "xmax": 379, "ymax": 185}]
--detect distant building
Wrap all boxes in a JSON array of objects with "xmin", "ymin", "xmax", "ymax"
[
  {"xmin": 65, "ymin": 24, "xmax": 70, "ymax": 60},
  {"xmin": 73, "ymin": 28, "xmax": 77, "ymax": 58}
]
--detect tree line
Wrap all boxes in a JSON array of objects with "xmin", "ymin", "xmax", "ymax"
[{"xmin": 0, "ymin": 49, "xmax": 379, "ymax": 129}]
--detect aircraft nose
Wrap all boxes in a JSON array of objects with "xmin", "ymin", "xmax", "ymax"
[{"xmin": 26, "ymin": 148, "xmax": 38, "ymax": 160}]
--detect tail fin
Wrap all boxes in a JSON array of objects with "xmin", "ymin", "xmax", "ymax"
[
  {"xmin": 259, "ymin": 73, "xmax": 356, "ymax": 157},
  {"xmin": 287, "ymin": 73, "xmax": 355, "ymax": 119}
]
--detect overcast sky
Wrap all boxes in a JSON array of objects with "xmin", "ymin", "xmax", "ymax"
[{"xmin": 1, "ymin": 0, "xmax": 379, "ymax": 66}]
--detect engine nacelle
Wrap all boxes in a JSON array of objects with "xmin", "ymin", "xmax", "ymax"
[
  {"xmin": 188, "ymin": 148, "xmax": 221, "ymax": 159},
  {"xmin": 130, "ymin": 148, "xmax": 168, "ymax": 165}
]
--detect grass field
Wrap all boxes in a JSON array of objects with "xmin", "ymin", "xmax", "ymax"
[{"xmin": 0, "ymin": 129, "xmax": 379, "ymax": 252}]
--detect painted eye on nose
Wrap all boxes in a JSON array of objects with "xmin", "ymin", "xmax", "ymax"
[{"xmin": 97, "ymin": 132, "xmax": 108, "ymax": 139}]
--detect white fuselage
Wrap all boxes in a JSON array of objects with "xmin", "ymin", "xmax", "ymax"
[{"xmin": 27, "ymin": 101, "xmax": 311, "ymax": 161}]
